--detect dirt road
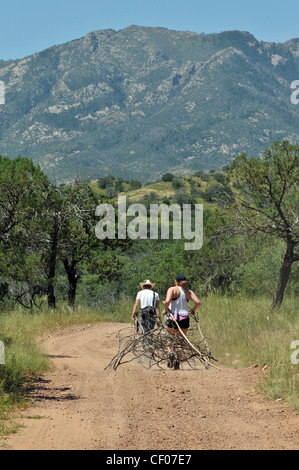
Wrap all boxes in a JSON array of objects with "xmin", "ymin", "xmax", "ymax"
[{"xmin": 3, "ymin": 322, "xmax": 299, "ymax": 450}]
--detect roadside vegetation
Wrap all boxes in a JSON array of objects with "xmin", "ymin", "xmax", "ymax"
[
  {"xmin": 0, "ymin": 293, "xmax": 298, "ymax": 437},
  {"xmin": 0, "ymin": 140, "xmax": 298, "ymax": 436}
]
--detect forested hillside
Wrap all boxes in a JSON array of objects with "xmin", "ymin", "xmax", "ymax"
[
  {"xmin": 0, "ymin": 140, "xmax": 298, "ymax": 420},
  {"xmin": 0, "ymin": 141, "xmax": 298, "ymax": 313}
]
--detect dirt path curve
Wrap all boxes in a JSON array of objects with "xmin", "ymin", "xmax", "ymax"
[{"xmin": 3, "ymin": 322, "xmax": 299, "ymax": 450}]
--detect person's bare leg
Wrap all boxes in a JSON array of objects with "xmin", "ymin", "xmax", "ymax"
[
  {"xmin": 167, "ymin": 327, "xmax": 177, "ymax": 367},
  {"xmin": 167, "ymin": 327, "xmax": 188, "ymax": 368},
  {"xmin": 175, "ymin": 328, "xmax": 189, "ymax": 368}
]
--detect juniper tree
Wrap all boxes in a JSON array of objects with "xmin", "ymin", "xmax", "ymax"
[{"xmin": 228, "ymin": 140, "xmax": 299, "ymax": 309}]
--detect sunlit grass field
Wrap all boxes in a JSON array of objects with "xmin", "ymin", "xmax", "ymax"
[{"xmin": 199, "ymin": 295, "xmax": 299, "ymax": 408}]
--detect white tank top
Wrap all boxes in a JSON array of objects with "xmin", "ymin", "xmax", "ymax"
[{"xmin": 170, "ymin": 287, "xmax": 189, "ymax": 318}]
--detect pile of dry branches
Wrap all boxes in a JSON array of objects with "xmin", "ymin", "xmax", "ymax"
[{"xmin": 105, "ymin": 314, "xmax": 219, "ymax": 371}]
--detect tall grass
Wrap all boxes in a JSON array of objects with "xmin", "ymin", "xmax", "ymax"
[{"xmin": 199, "ymin": 294, "xmax": 299, "ymax": 408}]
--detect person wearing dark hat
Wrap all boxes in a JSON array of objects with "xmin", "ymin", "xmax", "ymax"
[
  {"xmin": 162, "ymin": 274, "xmax": 200, "ymax": 369},
  {"xmin": 131, "ymin": 279, "xmax": 161, "ymax": 335}
]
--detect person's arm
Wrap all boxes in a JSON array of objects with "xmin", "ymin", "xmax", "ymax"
[
  {"xmin": 132, "ymin": 298, "xmax": 140, "ymax": 322},
  {"xmin": 162, "ymin": 287, "xmax": 174, "ymax": 316},
  {"xmin": 188, "ymin": 290, "xmax": 200, "ymax": 315},
  {"xmin": 155, "ymin": 300, "xmax": 161, "ymax": 324}
]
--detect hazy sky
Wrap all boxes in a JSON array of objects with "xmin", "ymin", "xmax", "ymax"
[{"xmin": 1, "ymin": 0, "xmax": 299, "ymax": 60}]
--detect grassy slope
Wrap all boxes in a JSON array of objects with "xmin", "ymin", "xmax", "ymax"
[{"xmin": 89, "ymin": 171, "xmax": 232, "ymax": 210}]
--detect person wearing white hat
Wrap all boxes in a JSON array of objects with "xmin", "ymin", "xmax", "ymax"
[{"xmin": 131, "ymin": 279, "xmax": 161, "ymax": 334}]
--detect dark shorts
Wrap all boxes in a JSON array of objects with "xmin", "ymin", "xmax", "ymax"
[{"xmin": 166, "ymin": 317, "xmax": 190, "ymax": 330}]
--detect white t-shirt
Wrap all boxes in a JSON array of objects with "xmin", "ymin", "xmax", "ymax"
[{"xmin": 136, "ymin": 290, "xmax": 159, "ymax": 309}]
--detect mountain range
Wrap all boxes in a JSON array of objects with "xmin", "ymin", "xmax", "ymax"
[{"xmin": 0, "ymin": 25, "xmax": 299, "ymax": 183}]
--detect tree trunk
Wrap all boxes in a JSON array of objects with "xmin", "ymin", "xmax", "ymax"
[
  {"xmin": 47, "ymin": 282, "xmax": 56, "ymax": 309},
  {"xmin": 63, "ymin": 258, "xmax": 79, "ymax": 307},
  {"xmin": 47, "ymin": 226, "xmax": 58, "ymax": 309},
  {"xmin": 271, "ymin": 241, "xmax": 295, "ymax": 309}
]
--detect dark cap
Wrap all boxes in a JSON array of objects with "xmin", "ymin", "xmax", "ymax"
[{"xmin": 175, "ymin": 274, "xmax": 186, "ymax": 282}]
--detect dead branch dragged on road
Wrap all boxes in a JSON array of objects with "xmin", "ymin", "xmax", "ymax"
[{"xmin": 105, "ymin": 314, "xmax": 219, "ymax": 371}]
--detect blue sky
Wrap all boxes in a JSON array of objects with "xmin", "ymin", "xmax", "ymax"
[{"xmin": 1, "ymin": 0, "xmax": 299, "ymax": 60}]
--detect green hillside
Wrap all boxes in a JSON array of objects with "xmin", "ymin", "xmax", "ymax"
[{"xmin": 90, "ymin": 168, "xmax": 234, "ymax": 212}]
